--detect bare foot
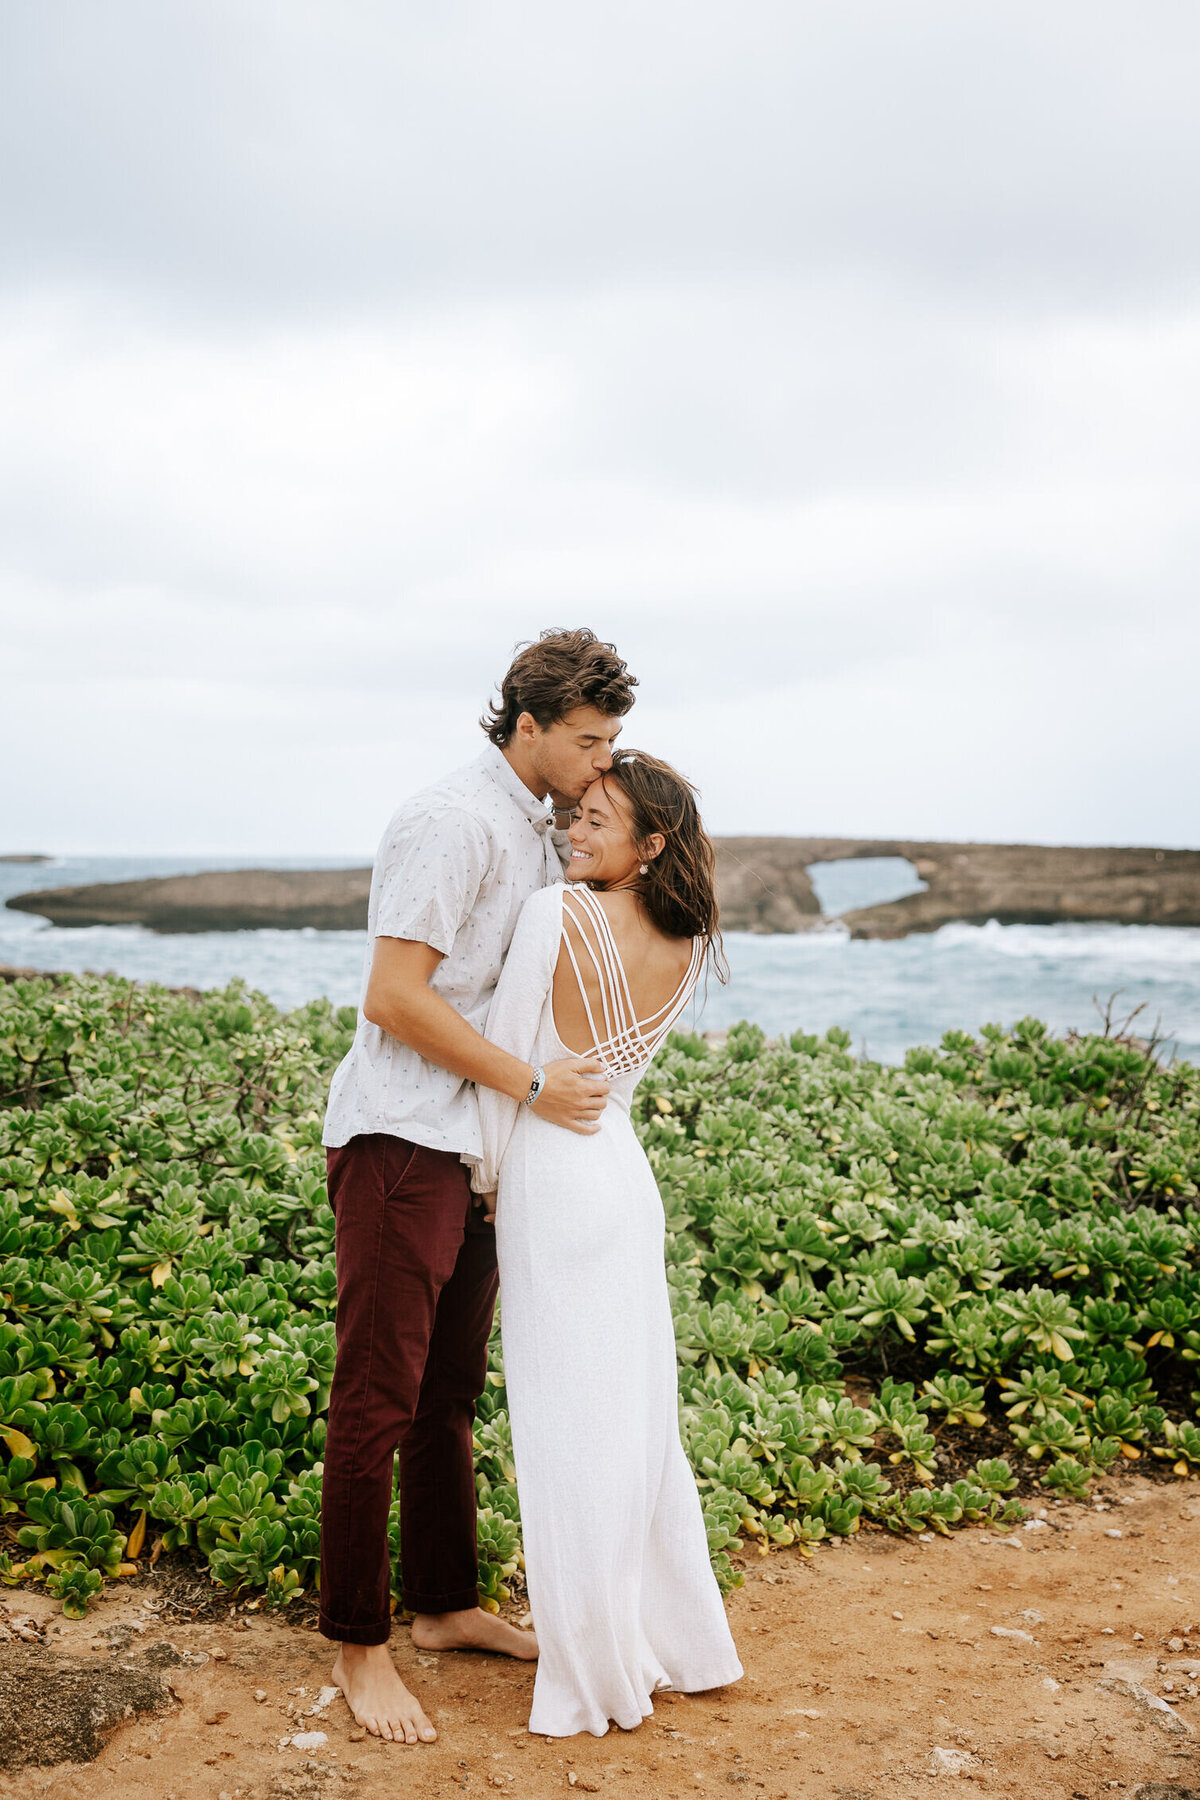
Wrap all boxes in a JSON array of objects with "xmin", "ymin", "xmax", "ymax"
[
  {"xmin": 411, "ymin": 1606, "xmax": 539, "ymax": 1660},
  {"xmin": 331, "ymin": 1642, "xmax": 437, "ymax": 1744}
]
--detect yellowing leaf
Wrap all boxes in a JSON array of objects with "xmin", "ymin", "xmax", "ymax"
[
  {"xmin": 150, "ymin": 1261, "xmax": 172, "ymax": 1288},
  {"xmin": 125, "ymin": 1510, "xmax": 148, "ymax": 1559},
  {"xmin": 2, "ymin": 1429, "xmax": 35, "ymax": 1459}
]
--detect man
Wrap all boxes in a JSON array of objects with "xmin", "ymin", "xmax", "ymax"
[{"xmin": 320, "ymin": 627, "xmax": 638, "ymax": 1745}]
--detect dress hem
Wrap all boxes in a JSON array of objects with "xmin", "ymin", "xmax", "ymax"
[{"xmin": 529, "ymin": 1660, "xmax": 745, "ymax": 1738}]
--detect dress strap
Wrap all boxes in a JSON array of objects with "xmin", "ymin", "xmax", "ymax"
[{"xmin": 560, "ymin": 886, "xmax": 703, "ymax": 1076}]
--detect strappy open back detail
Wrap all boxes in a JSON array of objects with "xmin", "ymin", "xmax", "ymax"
[{"xmin": 559, "ymin": 885, "xmax": 704, "ymax": 1077}]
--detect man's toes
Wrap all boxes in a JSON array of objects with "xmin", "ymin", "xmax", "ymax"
[{"xmin": 400, "ymin": 1707, "xmax": 436, "ymax": 1744}]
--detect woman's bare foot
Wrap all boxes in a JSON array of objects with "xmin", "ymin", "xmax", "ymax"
[
  {"xmin": 411, "ymin": 1606, "xmax": 539, "ymax": 1660},
  {"xmin": 331, "ymin": 1643, "xmax": 437, "ymax": 1744}
]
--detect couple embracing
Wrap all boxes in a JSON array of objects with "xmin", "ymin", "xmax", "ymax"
[{"xmin": 320, "ymin": 628, "xmax": 743, "ymax": 1742}]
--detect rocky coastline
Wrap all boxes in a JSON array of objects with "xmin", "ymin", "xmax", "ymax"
[
  {"xmin": 7, "ymin": 838, "xmax": 1200, "ymax": 938},
  {"xmin": 727, "ymin": 837, "xmax": 1200, "ymax": 939}
]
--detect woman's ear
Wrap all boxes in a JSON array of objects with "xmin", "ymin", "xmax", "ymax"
[{"xmin": 642, "ymin": 832, "xmax": 666, "ymax": 864}]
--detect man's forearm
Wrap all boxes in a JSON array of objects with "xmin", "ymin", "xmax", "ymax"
[{"xmin": 366, "ymin": 984, "xmax": 534, "ymax": 1103}]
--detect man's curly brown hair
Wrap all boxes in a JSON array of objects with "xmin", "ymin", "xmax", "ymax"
[{"xmin": 481, "ymin": 628, "xmax": 638, "ymax": 747}]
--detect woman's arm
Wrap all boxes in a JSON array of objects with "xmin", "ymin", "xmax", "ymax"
[{"xmin": 471, "ymin": 888, "xmax": 604, "ymax": 1195}]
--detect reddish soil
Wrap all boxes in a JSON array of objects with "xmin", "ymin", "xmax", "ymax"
[{"xmin": 4, "ymin": 1475, "xmax": 1200, "ymax": 1800}]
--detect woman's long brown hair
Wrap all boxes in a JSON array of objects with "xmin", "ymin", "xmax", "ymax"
[{"xmin": 599, "ymin": 749, "xmax": 728, "ymax": 981}]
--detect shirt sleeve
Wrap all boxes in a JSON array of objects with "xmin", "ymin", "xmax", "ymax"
[
  {"xmin": 468, "ymin": 885, "xmax": 563, "ymax": 1194},
  {"xmin": 374, "ymin": 807, "xmax": 493, "ymax": 957}
]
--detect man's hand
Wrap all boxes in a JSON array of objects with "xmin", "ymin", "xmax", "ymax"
[
  {"xmin": 531, "ymin": 1055, "xmax": 610, "ymax": 1133},
  {"xmin": 478, "ymin": 1192, "xmax": 498, "ymax": 1225}
]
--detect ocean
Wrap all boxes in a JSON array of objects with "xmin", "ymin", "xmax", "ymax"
[{"xmin": 3, "ymin": 854, "xmax": 1199, "ymax": 1066}]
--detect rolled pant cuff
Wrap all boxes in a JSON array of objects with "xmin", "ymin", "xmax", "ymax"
[
  {"xmin": 401, "ymin": 1584, "xmax": 480, "ymax": 1616},
  {"xmin": 318, "ymin": 1611, "xmax": 393, "ymax": 1647}
]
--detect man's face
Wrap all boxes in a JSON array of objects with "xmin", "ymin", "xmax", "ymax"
[{"xmin": 528, "ymin": 705, "xmax": 624, "ymax": 805}]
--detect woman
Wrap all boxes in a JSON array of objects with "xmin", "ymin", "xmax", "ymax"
[{"xmin": 470, "ymin": 749, "xmax": 743, "ymax": 1738}]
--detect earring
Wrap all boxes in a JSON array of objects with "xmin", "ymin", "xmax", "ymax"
[{"xmin": 639, "ymin": 863, "xmax": 649, "ymax": 875}]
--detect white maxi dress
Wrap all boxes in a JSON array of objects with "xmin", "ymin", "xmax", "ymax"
[{"xmin": 472, "ymin": 883, "xmax": 743, "ymax": 1738}]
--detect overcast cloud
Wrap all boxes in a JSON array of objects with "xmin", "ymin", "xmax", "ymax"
[{"xmin": 2, "ymin": 1, "xmax": 1198, "ymax": 855}]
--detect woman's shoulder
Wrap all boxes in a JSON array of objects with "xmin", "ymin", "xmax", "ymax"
[
  {"xmin": 519, "ymin": 882, "xmax": 567, "ymax": 923},
  {"xmin": 568, "ymin": 886, "xmax": 695, "ymax": 972}
]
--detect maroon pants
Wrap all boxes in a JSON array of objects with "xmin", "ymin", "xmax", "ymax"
[{"xmin": 319, "ymin": 1133, "xmax": 498, "ymax": 1644}]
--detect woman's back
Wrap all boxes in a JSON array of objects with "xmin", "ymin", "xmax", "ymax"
[{"xmin": 551, "ymin": 885, "xmax": 698, "ymax": 1067}]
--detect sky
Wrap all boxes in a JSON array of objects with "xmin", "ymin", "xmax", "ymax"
[{"xmin": 2, "ymin": 1, "xmax": 1198, "ymax": 857}]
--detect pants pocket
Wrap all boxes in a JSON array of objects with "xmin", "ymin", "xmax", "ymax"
[{"xmin": 382, "ymin": 1136, "xmax": 420, "ymax": 1200}]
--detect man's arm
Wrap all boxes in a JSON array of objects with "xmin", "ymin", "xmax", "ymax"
[{"xmin": 363, "ymin": 937, "xmax": 608, "ymax": 1133}]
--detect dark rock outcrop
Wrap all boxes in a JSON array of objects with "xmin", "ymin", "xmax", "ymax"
[
  {"xmin": 711, "ymin": 838, "xmax": 823, "ymax": 932},
  {"xmin": 7, "ymin": 840, "xmax": 1200, "ymax": 938},
  {"xmin": 710, "ymin": 837, "xmax": 1200, "ymax": 936},
  {"xmin": 828, "ymin": 839, "xmax": 1200, "ymax": 940},
  {"xmin": 0, "ymin": 1644, "xmax": 172, "ymax": 1768},
  {"xmin": 8, "ymin": 867, "xmax": 373, "ymax": 933}
]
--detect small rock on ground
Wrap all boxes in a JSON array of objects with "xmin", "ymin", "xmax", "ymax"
[
  {"xmin": 1097, "ymin": 1677, "xmax": 1194, "ymax": 1736},
  {"xmin": 930, "ymin": 1745, "xmax": 980, "ymax": 1774},
  {"xmin": 284, "ymin": 1730, "xmax": 329, "ymax": 1751}
]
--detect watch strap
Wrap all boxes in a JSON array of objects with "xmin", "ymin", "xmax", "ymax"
[{"xmin": 524, "ymin": 1065, "xmax": 546, "ymax": 1107}]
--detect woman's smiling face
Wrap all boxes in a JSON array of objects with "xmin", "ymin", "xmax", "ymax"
[{"xmin": 566, "ymin": 777, "xmax": 641, "ymax": 887}]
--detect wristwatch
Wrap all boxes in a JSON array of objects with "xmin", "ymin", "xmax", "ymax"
[{"xmin": 524, "ymin": 1065, "xmax": 546, "ymax": 1107}]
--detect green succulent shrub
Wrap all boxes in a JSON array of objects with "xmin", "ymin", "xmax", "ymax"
[{"xmin": 1, "ymin": 973, "xmax": 1198, "ymax": 1616}]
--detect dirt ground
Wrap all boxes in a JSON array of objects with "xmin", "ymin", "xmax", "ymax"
[{"xmin": 4, "ymin": 1475, "xmax": 1200, "ymax": 1800}]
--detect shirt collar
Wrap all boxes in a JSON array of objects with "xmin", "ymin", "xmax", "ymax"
[{"xmin": 479, "ymin": 744, "xmax": 556, "ymax": 834}]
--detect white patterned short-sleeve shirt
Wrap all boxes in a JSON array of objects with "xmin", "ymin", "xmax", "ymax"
[{"xmin": 322, "ymin": 745, "xmax": 570, "ymax": 1156}]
